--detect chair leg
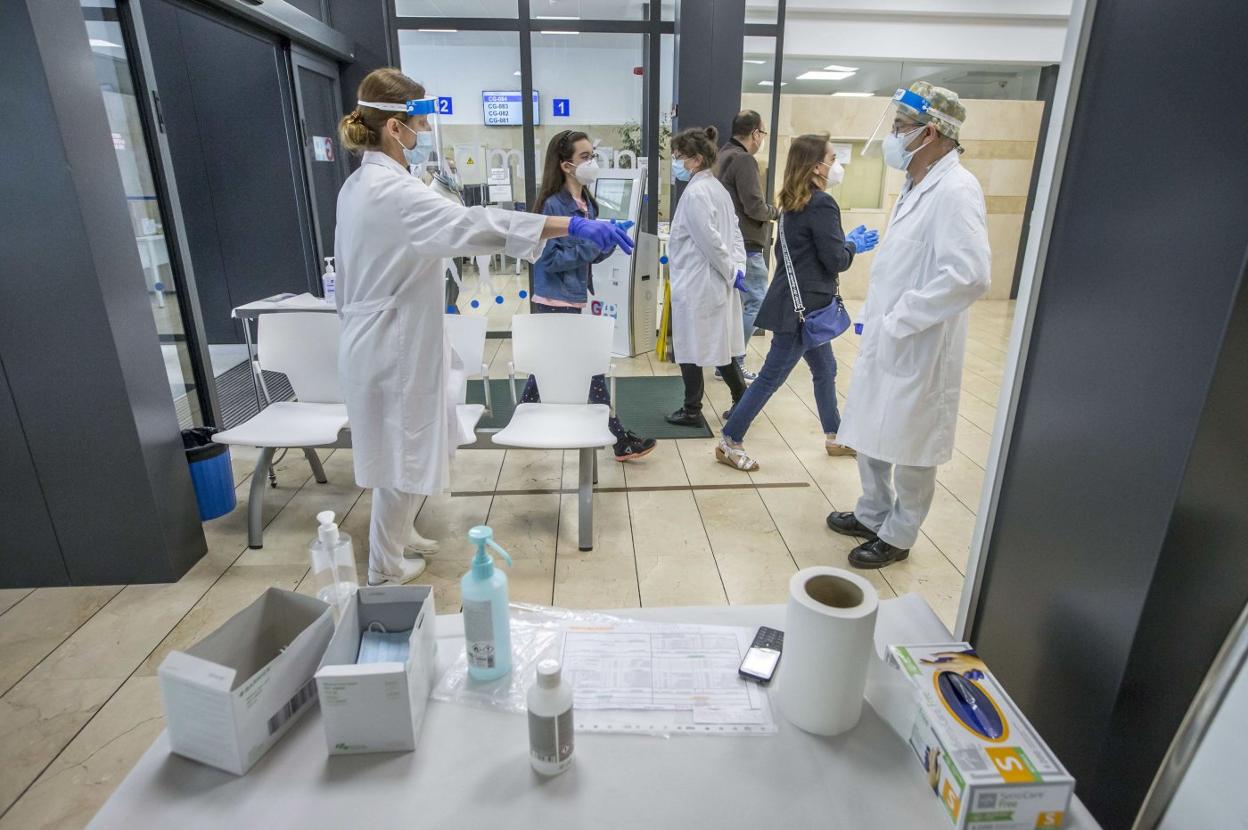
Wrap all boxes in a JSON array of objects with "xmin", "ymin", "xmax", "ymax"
[
  {"xmin": 303, "ymin": 447, "xmax": 328, "ymax": 484},
  {"xmin": 578, "ymin": 447, "xmax": 594, "ymax": 552},
  {"xmin": 593, "ymin": 451, "xmax": 599, "ymax": 486},
  {"xmin": 248, "ymin": 447, "xmax": 276, "ymax": 549}
]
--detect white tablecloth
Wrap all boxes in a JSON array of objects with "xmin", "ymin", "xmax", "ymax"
[{"xmin": 86, "ymin": 596, "xmax": 1100, "ymax": 829}]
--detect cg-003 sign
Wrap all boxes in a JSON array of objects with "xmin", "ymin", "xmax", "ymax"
[{"xmin": 481, "ymin": 91, "xmax": 541, "ymax": 126}]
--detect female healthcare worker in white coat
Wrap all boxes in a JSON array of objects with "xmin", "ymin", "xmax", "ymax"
[
  {"xmin": 663, "ymin": 126, "xmax": 750, "ymax": 429},
  {"xmin": 335, "ymin": 68, "xmax": 633, "ymax": 585},
  {"xmin": 829, "ymin": 82, "xmax": 991, "ymax": 570}
]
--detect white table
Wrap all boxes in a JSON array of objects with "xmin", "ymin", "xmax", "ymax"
[{"xmin": 86, "ymin": 597, "xmax": 1101, "ymax": 829}]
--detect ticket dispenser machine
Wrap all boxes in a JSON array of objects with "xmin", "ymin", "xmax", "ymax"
[{"xmin": 587, "ymin": 169, "xmax": 658, "ymax": 357}]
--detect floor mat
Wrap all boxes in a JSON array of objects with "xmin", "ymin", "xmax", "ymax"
[{"xmin": 466, "ymin": 375, "xmax": 712, "ymax": 439}]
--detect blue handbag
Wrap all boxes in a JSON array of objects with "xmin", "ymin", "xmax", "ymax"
[{"xmin": 778, "ymin": 213, "xmax": 852, "ymax": 349}]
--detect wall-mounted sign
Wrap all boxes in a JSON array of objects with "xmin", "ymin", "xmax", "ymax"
[
  {"xmin": 436, "ymin": 96, "xmax": 453, "ymax": 115},
  {"xmin": 831, "ymin": 142, "xmax": 853, "ymax": 165},
  {"xmin": 481, "ymin": 91, "xmax": 540, "ymax": 126},
  {"xmin": 313, "ymin": 136, "xmax": 335, "ymax": 162},
  {"xmin": 553, "ymin": 98, "xmax": 570, "ymax": 117}
]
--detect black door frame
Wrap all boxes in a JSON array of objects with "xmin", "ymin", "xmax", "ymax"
[{"xmin": 289, "ymin": 44, "xmax": 350, "ymax": 272}]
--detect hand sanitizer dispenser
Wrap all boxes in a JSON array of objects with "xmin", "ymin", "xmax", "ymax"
[
  {"xmin": 460, "ymin": 525, "xmax": 512, "ymax": 681},
  {"xmin": 308, "ymin": 510, "xmax": 357, "ymax": 618},
  {"xmin": 321, "ymin": 257, "xmax": 336, "ymax": 302}
]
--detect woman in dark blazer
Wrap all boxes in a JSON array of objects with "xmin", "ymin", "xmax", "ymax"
[{"xmin": 715, "ymin": 133, "xmax": 878, "ymax": 471}]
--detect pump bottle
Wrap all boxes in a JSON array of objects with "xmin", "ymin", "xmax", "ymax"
[
  {"xmin": 459, "ymin": 525, "xmax": 513, "ymax": 681},
  {"xmin": 308, "ymin": 510, "xmax": 357, "ymax": 617},
  {"xmin": 321, "ymin": 256, "xmax": 336, "ymax": 302}
]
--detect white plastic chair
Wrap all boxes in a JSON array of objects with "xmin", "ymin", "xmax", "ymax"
[
  {"xmin": 492, "ymin": 314, "xmax": 615, "ymax": 551},
  {"xmin": 213, "ymin": 312, "xmax": 348, "ymax": 548},
  {"xmin": 444, "ymin": 313, "xmax": 492, "ymax": 446}
]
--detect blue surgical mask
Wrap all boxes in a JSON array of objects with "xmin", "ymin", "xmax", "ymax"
[
  {"xmin": 671, "ymin": 157, "xmax": 692, "ymax": 182},
  {"xmin": 357, "ymin": 625, "xmax": 411, "ymax": 664},
  {"xmin": 398, "ymin": 122, "xmax": 434, "ymax": 169},
  {"xmin": 882, "ymin": 125, "xmax": 929, "ymax": 171}
]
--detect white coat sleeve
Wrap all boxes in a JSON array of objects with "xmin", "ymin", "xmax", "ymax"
[
  {"xmin": 882, "ymin": 186, "xmax": 991, "ymax": 338},
  {"xmin": 681, "ymin": 190, "xmax": 737, "ymax": 285},
  {"xmin": 398, "ymin": 180, "xmax": 547, "ymax": 262},
  {"xmin": 729, "ymin": 210, "xmax": 748, "ymax": 277}
]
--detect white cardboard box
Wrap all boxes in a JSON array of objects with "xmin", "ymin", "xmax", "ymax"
[
  {"xmin": 157, "ymin": 588, "xmax": 333, "ymax": 775},
  {"xmin": 314, "ymin": 585, "xmax": 437, "ymax": 755}
]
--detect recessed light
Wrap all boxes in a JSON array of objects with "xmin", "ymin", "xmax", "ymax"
[
  {"xmin": 832, "ymin": 92, "xmax": 873, "ymax": 97},
  {"xmin": 417, "ymin": 28, "xmax": 458, "ymax": 33},
  {"xmin": 513, "ymin": 70, "xmax": 522, "ymax": 76},
  {"xmin": 89, "ymin": 38, "xmax": 122, "ymax": 48},
  {"xmin": 797, "ymin": 70, "xmax": 856, "ymax": 81},
  {"xmin": 758, "ymin": 81, "xmax": 787, "ymax": 87},
  {"xmin": 822, "ymin": 64, "xmax": 859, "ymax": 72},
  {"xmin": 540, "ymin": 30, "xmax": 579, "ymax": 35},
  {"xmin": 743, "ymin": 59, "xmax": 766, "ymax": 65},
  {"xmin": 534, "ymin": 15, "xmax": 579, "ymax": 20}
]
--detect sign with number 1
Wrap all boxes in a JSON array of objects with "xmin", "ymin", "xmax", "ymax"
[{"xmin": 553, "ymin": 98, "xmax": 570, "ymax": 117}]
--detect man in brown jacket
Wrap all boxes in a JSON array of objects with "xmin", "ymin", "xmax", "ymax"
[{"xmin": 714, "ymin": 110, "xmax": 779, "ymax": 382}]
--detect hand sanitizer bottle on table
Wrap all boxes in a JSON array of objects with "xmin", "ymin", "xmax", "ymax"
[
  {"xmin": 460, "ymin": 525, "xmax": 513, "ymax": 681},
  {"xmin": 528, "ymin": 659, "xmax": 574, "ymax": 776},
  {"xmin": 307, "ymin": 510, "xmax": 357, "ymax": 619}
]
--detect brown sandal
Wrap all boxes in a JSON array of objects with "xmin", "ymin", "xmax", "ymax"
[{"xmin": 715, "ymin": 441, "xmax": 760, "ymax": 472}]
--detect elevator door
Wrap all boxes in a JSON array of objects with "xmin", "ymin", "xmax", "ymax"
[
  {"xmin": 142, "ymin": 0, "xmax": 318, "ymax": 345},
  {"xmin": 291, "ymin": 47, "xmax": 348, "ymax": 271}
]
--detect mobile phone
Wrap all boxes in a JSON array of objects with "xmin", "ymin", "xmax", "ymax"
[{"xmin": 739, "ymin": 626, "xmax": 784, "ymax": 684}]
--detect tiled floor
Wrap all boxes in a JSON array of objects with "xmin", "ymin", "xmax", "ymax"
[{"xmin": 0, "ymin": 299, "xmax": 1014, "ymax": 829}]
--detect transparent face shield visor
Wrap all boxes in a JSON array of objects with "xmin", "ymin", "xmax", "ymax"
[
  {"xmin": 355, "ymin": 96, "xmax": 454, "ymax": 185},
  {"xmin": 860, "ymin": 88, "xmax": 960, "ymax": 158}
]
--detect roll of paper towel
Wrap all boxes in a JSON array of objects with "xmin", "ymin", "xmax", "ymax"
[{"xmin": 777, "ymin": 567, "xmax": 879, "ymax": 736}]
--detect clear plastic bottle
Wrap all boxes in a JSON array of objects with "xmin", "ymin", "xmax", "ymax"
[
  {"xmin": 308, "ymin": 510, "xmax": 357, "ymax": 618},
  {"xmin": 528, "ymin": 659, "xmax": 574, "ymax": 776}
]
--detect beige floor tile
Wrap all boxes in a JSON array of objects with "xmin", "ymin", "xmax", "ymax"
[
  {"xmin": 496, "ymin": 449, "xmax": 564, "ymax": 492},
  {"xmin": 228, "ymin": 444, "xmax": 260, "ymax": 487},
  {"xmin": 675, "ymin": 437, "xmax": 742, "ymax": 487},
  {"xmin": 0, "ymin": 590, "xmax": 32, "ymax": 618},
  {"xmin": 920, "ymin": 485, "xmax": 978, "ymax": 575},
  {"xmin": 757, "ymin": 484, "xmax": 896, "ymax": 601},
  {"xmin": 201, "ymin": 448, "xmax": 316, "ymax": 556},
  {"xmin": 233, "ymin": 451, "xmax": 363, "ymax": 566},
  {"xmin": 560, "ymin": 446, "xmax": 626, "ymax": 491},
  {"xmin": 958, "ymin": 392, "xmax": 999, "ymax": 435},
  {"xmin": 553, "ymin": 491, "xmax": 640, "ymax": 610},
  {"xmin": 875, "ymin": 534, "xmax": 965, "ymax": 631},
  {"xmin": 937, "ymin": 452, "xmax": 987, "ymax": 513},
  {"xmin": 961, "ymin": 371, "xmax": 1003, "ymax": 408},
  {"xmin": 485, "ymin": 494, "xmax": 559, "ymax": 606},
  {"xmin": 953, "ymin": 420, "xmax": 993, "ymax": 469},
  {"xmin": 628, "ymin": 490, "xmax": 726, "ymax": 607},
  {"xmin": 695, "ymin": 489, "xmax": 796, "ymax": 605},
  {"xmin": 0, "ymin": 587, "xmax": 122, "ymax": 695},
  {"xmin": 612, "ymin": 354, "xmax": 653, "ymax": 377},
  {"xmin": 645, "ymin": 352, "xmax": 682, "ymax": 377},
  {"xmin": 0, "ymin": 676, "xmax": 163, "ymax": 830},
  {"xmin": 621, "ymin": 438, "xmax": 689, "ymax": 489},
  {"xmin": 451, "ymin": 448, "xmax": 506, "ymax": 492}
]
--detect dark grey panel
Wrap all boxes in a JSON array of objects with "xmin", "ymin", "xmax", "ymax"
[
  {"xmin": 0, "ymin": 363, "xmax": 67, "ymax": 586},
  {"xmin": 145, "ymin": 0, "xmax": 319, "ymax": 344},
  {"xmin": 327, "ymin": 0, "xmax": 391, "ymax": 172},
  {"xmin": 293, "ymin": 51, "xmax": 348, "ymax": 267},
  {"xmin": 1, "ymin": 0, "xmax": 206, "ymax": 586},
  {"xmin": 284, "ymin": 0, "xmax": 327, "ymax": 22},
  {"xmin": 970, "ymin": 1, "xmax": 1248, "ymax": 827}
]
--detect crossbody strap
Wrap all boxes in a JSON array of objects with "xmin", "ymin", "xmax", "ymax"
[{"xmin": 778, "ymin": 213, "xmax": 806, "ymax": 323}]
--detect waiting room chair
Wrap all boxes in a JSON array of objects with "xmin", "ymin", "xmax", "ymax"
[
  {"xmin": 444, "ymin": 313, "xmax": 492, "ymax": 447},
  {"xmin": 491, "ymin": 314, "xmax": 615, "ymax": 551},
  {"xmin": 213, "ymin": 312, "xmax": 348, "ymax": 549}
]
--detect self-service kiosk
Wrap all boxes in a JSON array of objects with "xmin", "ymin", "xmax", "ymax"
[{"xmin": 587, "ymin": 169, "xmax": 658, "ymax": 357}]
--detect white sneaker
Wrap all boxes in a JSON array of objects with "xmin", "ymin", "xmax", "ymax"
[
  {"xmin": 404, "ymin": 528, "xmax": 439, "ymax": 558},
  {"xmin": 367, "ymin": 558, "xmax": 427, "ymax": 586}
]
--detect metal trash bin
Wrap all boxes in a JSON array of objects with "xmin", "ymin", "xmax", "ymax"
[{"xmin": 182, "ymin": 428, "xmax": 236, "ymax": 521}]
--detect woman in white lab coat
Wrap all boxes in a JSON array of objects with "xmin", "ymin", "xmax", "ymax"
[
  {"xmin": 335, "ymin": 68, "xmax": 633, "ymax": 586},
  {"xmin": 663, "ymin": 126, "xmax": 749, "ymax": 429}
]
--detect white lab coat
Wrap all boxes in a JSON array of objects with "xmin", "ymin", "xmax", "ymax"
[
  {"xmin": 667, "ymin": 170, "xmax": 747, "ymax": 366},
  {"xmin": 335, "ymin": 151, "xmax": 546, "ymax": 494},
  {"xmin": 837, "ymin": 152, "xmax": 991, "ymax": 467}
]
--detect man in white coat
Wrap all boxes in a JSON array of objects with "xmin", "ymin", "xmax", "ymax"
[{"xmin": 828, "ymin": 82, "xmax": 991, "ymax": 569}]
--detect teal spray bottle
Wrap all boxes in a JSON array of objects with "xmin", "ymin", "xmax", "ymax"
[{"xmin": 460, "ymin": 526, "xmax": 513, "ymax": 681}]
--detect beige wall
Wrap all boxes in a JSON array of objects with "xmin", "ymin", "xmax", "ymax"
[{"xmin": 742, "ymin": 93, "xmax": 1044, "ymax": 300}]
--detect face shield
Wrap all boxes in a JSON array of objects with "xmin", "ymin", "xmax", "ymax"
[
  {"xmin": 861, "ymin": 87, "xmax": 962, "ymax": 158},
  {"xmin": 404, "ymin": 97, "xmax": 460, "ymax": 193}
]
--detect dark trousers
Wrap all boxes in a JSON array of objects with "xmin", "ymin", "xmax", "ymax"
[
  {"xmin": 680, "ymin": 361, "xmax": 748, "ymax": 413},
  {"xmin": 519, "ymin": 302, "xmax": 626, "ymax": 441}
]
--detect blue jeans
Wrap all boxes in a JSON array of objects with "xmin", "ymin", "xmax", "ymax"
[
  {"xmin": 722, "ymin": 330, "xmax": 841, "ymax": 442},
  {"xmin": 738, "ymin": 251, "xmax": 769, "ymax": 358},
  {"xmin": 519, "ymin": 302, "xmax": 626, "ymax": 441}
]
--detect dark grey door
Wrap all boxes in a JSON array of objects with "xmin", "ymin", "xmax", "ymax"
[
  {"xmin": 291, "ymin": 46, "xmax": 348, "ymax": 273},
  {"xmin": 142, "ymin": 0, "xmax": 318, "ymax": 345}
]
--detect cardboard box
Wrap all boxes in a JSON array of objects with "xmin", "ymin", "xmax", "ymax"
[
  {"xmin": 314, "ymin": 585, "xmax": 437, "ymax": 755},
  {"xmin": 158, "ymin": 588, "xmax": 334, "ymax": 775},
  {"xmin": 888, "ymin": 643, "xmax": 1075, "ymax": 830}
]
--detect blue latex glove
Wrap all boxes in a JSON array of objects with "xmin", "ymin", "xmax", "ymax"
[
  {"xmin": 611, "ymin": 219, "xmax": 635, "ymax": 232},
  {"xmin": 846, "ymin": 224, "xmax": 879, "ymax": 254},
  {"xmin": 734, "ymin": 269, "xmax": 746, "ymax": 292},
  {"xmin": 568, "ymin": 215, "xmax": 635, "ymax": 255}
]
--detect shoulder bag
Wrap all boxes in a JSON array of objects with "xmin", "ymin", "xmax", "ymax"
[{"xmin": 778, "ymin": 212, "xmax": 852, "ymax": 348}]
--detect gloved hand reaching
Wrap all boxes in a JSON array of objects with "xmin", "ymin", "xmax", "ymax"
[
  {"xmin": 846, "ymin": 225, "xmax": 879, "ymax": 254},
  {"xmin": 734, "ymin": 270, "xmax": 747, "ymax": 292},
  {"xmin": 568, "ymin": 216, "xmax": 635, "ymax": 255}
]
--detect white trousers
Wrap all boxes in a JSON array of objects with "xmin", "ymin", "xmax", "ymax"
[
  {"xmin": 369, "ymin": 488, "xmax": 421, "ymax": 576},
  {"xmin": 853, "ymin": 453, "xmax": 938, "ymax": 550}
]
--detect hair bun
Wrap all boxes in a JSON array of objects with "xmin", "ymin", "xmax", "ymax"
[{"xmin": 704, "ymin": 125, "xmax": 719, "ymax": 143}]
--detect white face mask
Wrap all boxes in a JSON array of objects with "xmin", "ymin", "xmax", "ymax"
[
  {"xmin": 570, "ymin": 158, "xmax": 600, "ymax": 186},
  {"xmin": 822, "ymin": 160, "xmax": 845, "ymax": 188},
  {"xmin": 882, "ymin": 125, "xmax": 930, "ymax": 171}
]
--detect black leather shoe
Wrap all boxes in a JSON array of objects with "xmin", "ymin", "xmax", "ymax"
[
  {"xmin": 665, "ymin": 407, "xmax": 705, "ymax": 428},
  {"xmin": 826, "ymin": 511, "xmax": 877, "ymax": 539},
  {"xmin": 848, "ymin": 537, "xmax": 910, "ymax": 569}
]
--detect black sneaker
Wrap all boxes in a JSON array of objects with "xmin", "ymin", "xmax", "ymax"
[
  {"xmin": 613, "ymin": 431, "xmax": 656, "ymax": 462},
  {"xmin": 665, "ymin": 408, "xmax": 706, "ymax": 428}
]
